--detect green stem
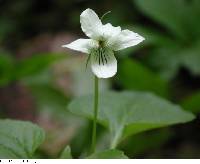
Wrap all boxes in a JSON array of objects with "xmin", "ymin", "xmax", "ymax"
[{"xmin": 90, "ymin": 76, "xmax": 99, "ymax": 154}]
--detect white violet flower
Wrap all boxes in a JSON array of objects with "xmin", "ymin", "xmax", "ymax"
[{"xmin": 62, "ymin": 8, "xmax": 145, "ymax": 78}]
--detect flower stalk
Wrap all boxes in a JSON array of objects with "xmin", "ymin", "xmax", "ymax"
[
  {"xmin": 90, "ymin": 75, "xmax": 99, "ymax": 154},
  {"xmin": 62, "ymin": 8, "xmax": 145, "ymax": 154}
]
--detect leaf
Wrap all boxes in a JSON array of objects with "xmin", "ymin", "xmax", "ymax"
[
  {"xmin": 181, "ymin": 91, "xmax": 200, "ymax": 114},
  {"xmin": 134, "ymin": 0, "xmax": 187, "ymax": 39},
  {"xmin": 118, "ymin": 59, "xmax": 169, "ymax": 97},
  {"xmin": 15, "ymin": 53, "xmax": 65, "ymax": 79},
  {"xmin": 132, "ymin": 0, "xmax": 200, "ymax": 78},
  {"xmin": 1, "ymin": 53, "xmax": 66, "ymax": 86},
  {"xmin": 146, "ymin": 47, "xmax": 181, "ymax": 80},
  {"xmin": 180, "ymin": 43, "xmax": 200, "ymax": 75},
  {"xmin": 146, "ymin": 43, "xmax": 200, "ymax": 79},
  {"xmin": 68, "ymin": 91, "xmax": 195, "ymax": 148},
  {"xmin": 70, "ymin": 121, "xmax": 93, "ymax": 158},
  {"xmin": 87, "ymin": 149, "xmax": 128, "ymax": 159},
  {"xmin": 60, "ymin": 146, "xmax": 72, "ymax": 159},
  {"xmin": 0, "ymin": 119, "xmax": 45, "ymax": 158}
]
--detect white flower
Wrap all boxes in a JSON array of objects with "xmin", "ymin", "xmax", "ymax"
[{"xmin": 62, "ymin": 8, "xmax": 145, "ymax": 78}]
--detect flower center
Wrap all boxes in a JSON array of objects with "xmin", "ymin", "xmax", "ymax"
[
  {"xmin": 98, "ymin": 40, "xmax": 105, "ymax": 47},
  {"xmin": 91, "ymin": 46, "xmax": 113, "ymax": 66}
]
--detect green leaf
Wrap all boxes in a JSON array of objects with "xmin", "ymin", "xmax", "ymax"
[
  {"xmin": 87, "ymin": 149, "xmax": 128, "ymax": 159},
  {"xmin": 0, "ymin": 119, "xmax": 45, "ymax": 158},
  {"xmin": 181, "ymin": 91, "xmax": 200, "ymax": 114},
  {"xmin": 15, "ymin": 53, "xmax": 65, "ymax": 79},
  {"xmin": 180, "ymin": 43, "xmax": 200, "ymax": 75},
  {"xmin": 134, "ymin": 0, "xmax": 187, "ymax": 39},
  {"xmin": 0, "ymin": 53, "xmax": 66, "ymax": 86},
  {"xmin": 68, "ymin": 91, "xmax": 195, "ymax": 148},
  {"xmin": 146, "ymin": 47, "xmax": 181, "ymax": 80},
  {"xmin": 147, "ymin": 44, "xmax": 200, "ymax": 80},
  {"xmin": 132, "ymin": 0, "xmax": 200, "ymax": 78},
  {"xmin": 70, "ymin": 121, "xmax": 93, "ymax": 158},
  {"xmin": 118, "ymin": 59, "xmax": 169, "ymax": 97},
  {"xmin": 60, "ymin": 146, "xmax": 72, "ymax": 159}
]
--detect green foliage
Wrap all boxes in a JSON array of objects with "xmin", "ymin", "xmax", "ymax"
[
  {"xmin": 0, "ymin": 52, "xmax": 66, "ymax": 87},
  {"xmin": 70, "ymin": 121, "xmax": 93, "ymax": 158},
  {"xmin": 87, "ymin": 149, "xmax": 128, "ymax": 159},
  {"xmin": 0, "ymin": 119, "xmax": 45, "ymax": 158},
  {"xmin": 180, "ymin": 42, "xmax": 200, "ymax": 75},
  {"xmin": 134, "ymin": 0, "xmax": 187, "ymax": 39},
  {"xmin": 146, "ymin": 47, "xmax": 182, "ymax": 80},
  {"xmin": 120, "ymin": 129, "xmax": 173, "ymax": 157},
  {"xmin": 133, "ymin": 0, "xmax": 200, "ymax": 80},
  {"xmin": 15, "ymin": 53, "xmax": 65, "ymax": 79},
  {"xmin": 68, "ymin": 91, "xmax": 194, "ymax": 148},
  {"xmin": 28, "ymin": 84, "xmax": 69, "ymax": 114},
  {"xmin": 60, "ymin": 146, "xmax": 72, "ymax": 159},
  {"xmin": 181, "ymin": 91, "xmax": 200, "ymax": 114},
  {"xmin": 118, "ymin": 59, "xmax": 169, "ymax": 97}
]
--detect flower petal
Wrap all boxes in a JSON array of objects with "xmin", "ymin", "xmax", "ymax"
[
  {"xmin": 108, "ymin": 29, "xmax": 145, "ymax": 51},
  {"xmin": 101, "ymin": 23, "xmax": 121, "ymax": 39},
  {"xmin": 62, "ymin": 39, "xmax": 97, "ymax": 54},
  {"xmin": 91, "ymin": 48, "xmax": 117, "ymax": 78},
  {"xmin": 80, "ymin": 8, "xmax": 103, "ymax": 39}
]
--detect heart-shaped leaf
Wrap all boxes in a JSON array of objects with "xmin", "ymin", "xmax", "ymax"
[
  {"xmin": 68, "ymin": 91, "xmax": 195, "ymax": 148},
  {"xmin": 0, "ymin": 119, "xmax": 45, "ymax": 158},
  {"xmin": 87, "ymin": 149, "xmax": 128, "ymax": 159}
]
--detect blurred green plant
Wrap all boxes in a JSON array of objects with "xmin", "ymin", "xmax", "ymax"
[
  {"xmin": 117, "ymin": 58, "xmax": 169, "ymax": 97},
  {"xmin": 132, "ymin": 0, "xmax": 200, "ymax": 80},
  {"xmin": 0, "ymin": 51, "xmax": 66, "ymax": 86},
  {"xmin": 28, "ymin": 84, "xmax": 69, "ymax": 116},
  {"xmin": 119, "ymin": 128, "xmax": 173, "ymax": 157},
  {"xmin": 181, "ymin": 91, "xmax": 200, "ymax": 114},
  {"xmin": 87, "ymin": 149, "xmax": 128, "ymax": 159}
]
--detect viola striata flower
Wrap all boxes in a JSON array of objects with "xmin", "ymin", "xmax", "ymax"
[{"xmin": 62, "ymin": 8, "xmax": 145, "ymax": 78}]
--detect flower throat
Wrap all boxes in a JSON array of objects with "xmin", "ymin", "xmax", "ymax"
[{"xmin": 91, "ymin": 40, "xmax": 113, "ymax": 66}]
